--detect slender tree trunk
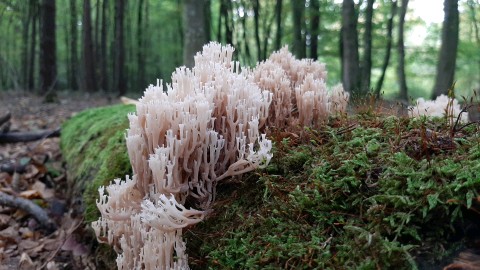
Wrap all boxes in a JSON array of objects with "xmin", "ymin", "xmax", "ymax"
[
  {"xmin": 39, "ymin": 0, "xmax": 57, "ymax": 101},
  {"xmin": 28, "ymin": 1, "xmax": 38, "ymax": 90},
  {"xmin": 274, "ymin": 0, "xmax": 283, "ymax": 51},
  {"xmin": 253, "ymin": 0, "xmax": 262, "ymax": 61},
  {"xmin": 22, "ymin": 2, "xmax": 32, "ymax": 89},
  {"xmin": 204, "ymin": 0, "xmax": 211, "ymax": 42},
  {"xmin": 114, "ymin": 0, "xmax": 126, "ymax": 95},
  {"xmin": 291, "ymin": 0, "xmax": 306, "ymax": 58},
  {"xmin": 82, "ymin": 0, "xmax": 97, "ymax": 92},
  {"xmin": 183, "ymin": 0, "xmax": 208, "ymax": 68},
  {"xmin": 100, "ymin": 0, "xmax": 108, "ymax": 91},
  {"xmin": 467, "ymin": 0, "xmax": 480, "ymax": 89},
  {"xmin": 69, "ymin": 0, "xmax": 78, "ymax": 90},
  {"xmin": 374, "ymin": 0, "xmax": 397, "ymax": 97},
  {"xmin": 397, "ymin": 0, "xmax": 409, "ymax": 101},
  {"xmin": 310, "ymin": 0, "xmax": 320, "ymax": 60},
  {"xmin": 341, "ymin": 0, "xmax": 360, "ymax": 94},
  {"xmin": 361, "ymin": 0, "xmax": 374, "ymax": 92},
  {"xmin": 262, "ymin": 12, "xmax": 275, "ymax": 60},
  {"xmin": 432, "ymin": 0, "xmax": 460, "ymax": 98},
  {"xmin": 137, "ymin": 0, "xmax": 145, "ymax": 90},
  {"xmin": 241, "ymin": 0, "xmax": 251, "ymax": 65}
]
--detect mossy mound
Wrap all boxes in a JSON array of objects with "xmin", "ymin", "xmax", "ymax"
[
  {"xmin": 60, "ymin": 104, "xmax": 135, "ymax": 222},
  {"xmin": 185, "ymin": 115, "xmax": 480, "ymax": 269},
  {"xmin": 61, "ymin": 104, "xmax": 480, "ymax": 269}
]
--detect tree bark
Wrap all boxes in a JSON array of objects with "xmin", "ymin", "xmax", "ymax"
[
  {"xmin": 137, "ymin": 0, "xmax": 145, "ymax": 90},
  {"xmin": 69, "ymin": 0, "xmax": 78, "ymax": 90},
  {"xmin": 114, "ymin": 0, "xmax": 126, "ymax": 95},
  {"xmin": 309, "ymin": 0, "xmax": 320, "ymax": 60},
  {"xmin": 39, "ymin": 0, "xmax": 57, "ymax": 101},
  {"xmin": 183, "ymin": 0, "xmax": 208, "ymax": 68},
  {"xmin": 82, "ymin": 0, "xmax": 97, "ymax": 92},
  {"xmin": 432, "ymin": 0, "xmax": 460, "ymax": 98},
  {"xmin": 291, "ymin": 0, "xmax": 306, "ymax": 59},
  {"xmin": 274, "ymin": 0, "xmax": 283, "ymax": 51},
  {"xmin": 100, "ymin": 0, "xmax": 108, "ymax": 91},
  {"xmin": 361, "ymin": 0, "xmax": 374, "ymax": 92},
  {"xmin": 341, "ymin": 0, "xmax": 360, "ymax": 94},
  {"xmin": 374, "ymin": 0, "xmax": 397, "ymax": 98},
  {"xmin": 21, "ymin": 2, "xmax": 32, "ymax": 89},
  {"xmin": 28, "ymin": 1, "xmax": 38, "ymax": 90},
  {"xmin": 397, "ymin": 0, "xmax": 409, "ymax": 101},
  {"xmin": 253, "ymin": 0, "xmax": 262, "ymax": 61}
]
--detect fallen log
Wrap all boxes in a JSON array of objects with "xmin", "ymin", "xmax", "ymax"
[
  {"xmin": 0, "ymin": 128, "xmax": 60, "ymax": 143},
  {"xmin": 0, "ymin": 191, "xmax": 57, "ymax": 232}
]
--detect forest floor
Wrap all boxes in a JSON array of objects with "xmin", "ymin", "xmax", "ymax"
[{"xmin": 0, "ymin": 91, "xmax": 116, "ymax": 269}]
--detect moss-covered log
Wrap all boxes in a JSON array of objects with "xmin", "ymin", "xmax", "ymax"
[{"xmin": 60, "ymin": 104, "xmax": 135, "ymax": 222}]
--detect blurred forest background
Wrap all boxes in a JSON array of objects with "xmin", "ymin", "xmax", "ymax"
[{"xmin": 0, "ymin": 0, "xmax": 478, "ymax": 102}]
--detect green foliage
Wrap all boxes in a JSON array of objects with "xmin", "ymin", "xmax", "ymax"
[{"xmin": 185, "ymin": 114, "xmax": 480, "ymax": 269}]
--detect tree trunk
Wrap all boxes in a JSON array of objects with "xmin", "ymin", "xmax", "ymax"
[
  {"xmin": 137, "ymin": 0, "xmax": 145, "ymax": 90},
  {"xmin": 432, "ymin": 0, "xmax": 459, "ymax": 98},
  {"xmin": 274, "ymin": 0, "xmax": 283, "ymax": 51},
  {"xmin": 361, "ymin": 0, "xmax": 374, "ymax": 92},
  {"xmin": 183, "ymin": 0, "xmax": 208, "ymax": 68},
  {"xmin": 114, "ymin": 0, "xmax": 126, "ymax": 95},
  {"xmin": 22, "ymin": 2, "xmax": 32, "ymax": 89},
  {"xmin": 240, "ymin": 0, "xmax": 252, "ymax": 65},
  {"xmin": 253, "ymin": 0, "xmax": 262, "ymax": 61},
  {"xmin": 82, "ymin": 0, "xmax": 97, "ymax": 92},
  {"xmin": 374, "ymin": 0, "xmax": 397, "ymax": 97},
  {"xmin": 341, "ymin": 0, "xmax": 360, "ymax": 94},
  {"xmin": 309, "ymin": 0, "xmax": 320, "ymax": 60},
  {"xmin": 397, "ymin": 0, "xmax": 409, "ymax": 101},
  {"xmin": 69, "ymin": 0, "xmax": 78, "ymax": 90},
  {"xmin": 39, "ymin": 0, "xmax": 57, "ymax": 101},
  {"xmin": 28, "ymin": 1, "xmax": 38, "ymax": 90},
  {"xmin": 100, "ymin": 0, "xmax": 108, "ymax": 91},
  {"xmin": 291, "ymin": 0, "xmax": 305, "ymax": 59}
]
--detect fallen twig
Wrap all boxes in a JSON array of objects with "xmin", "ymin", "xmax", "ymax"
[
  {"xmin": 0, "ymin": 128, "xmax": 60, "ymax": 143},
  {"xmin": 0, "ymin": 191, "xmax": 57, "ymax": 232}
]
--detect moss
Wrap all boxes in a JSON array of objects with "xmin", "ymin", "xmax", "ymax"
[
  {"xmin": 60, "ymin": 104, "xmax": 135, "ymax": 222},
  {"xmin": 184, "ymin": 115, "xmax": 480, "ymax": 269}
]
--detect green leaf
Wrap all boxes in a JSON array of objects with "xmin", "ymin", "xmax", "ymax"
[
  {"xmin": 466, "ymin": 190, "xmax": 474, "ymax": 209},
  {"xmin": 427, "ymin": 193, "xmax": 439, "ymax": 210}
]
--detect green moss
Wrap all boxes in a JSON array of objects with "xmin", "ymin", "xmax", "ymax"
[
  {"xmin": 60, "ymin": 104, "xmax": 135, "ymax": 222},
  {"xmin": 185, "ymin": 115, "xmax": 480, "ymax": 269}
]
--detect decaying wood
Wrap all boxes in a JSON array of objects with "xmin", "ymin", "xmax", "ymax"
[
  {"xmin": 0, "ymin": 128, "xmax": 60, "ymax": 143},
  {"xmin": 0, "ymin": 161, "xmax": 27, "ymax": 174},
  {"xmin": 0, "ymin": 191, "xmax": 57, "ymax": 232}
]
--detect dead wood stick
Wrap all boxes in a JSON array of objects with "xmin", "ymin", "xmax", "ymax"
[
  {"xmin": 0, "ymin": 191, "xmax": 57, "ymax": 232},
  {"xmin": 0, "ymin": 128, "xmax": 60, "ymax": 143}
]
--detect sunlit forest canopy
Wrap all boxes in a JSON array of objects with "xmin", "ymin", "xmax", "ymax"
[{"xmin": 0, "ymin": 0, "xmax": 478, "ymax": 100}]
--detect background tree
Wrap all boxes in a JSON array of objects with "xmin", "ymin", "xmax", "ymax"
[
  {"xmin": 309, "ymin": 0, "xmax": 320, "ymax": 60},
  {"xmin": 39, "ymin": 0, "xmax": 57, "ymax": 101},
  {"xmin": 361, "ymin": 0, "xmax": 374, "ymax": 92},
  {"xmin": 291, "ymin": 0, "xmax": 305, "ymax": 58},
  {"xmin": 374, "ymin": 0, "xmax": 397, "ymax": 97},
  {"xmin": 114, "ymin": 0, "xmax": 126, "ymax": 95},
  {"xmin": 341, "ymin": 0, "xmax": 360, "ymax": 94},
  {"xmin": 183, "ymin": 0, "xmax": 208, "ymax": 67},
  {"xmin": 432, "ymin": 0, "xmax": 459, "ymax": 98},
  {"xmin": 397, "ymin": 0, "xmax": 409, "ymax": 101},
  {"xmin": 82, "ymin": 0, "xmax": 96, "ymax": 92}
]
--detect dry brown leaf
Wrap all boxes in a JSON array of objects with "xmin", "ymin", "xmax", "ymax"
[
  {"xmin": 31, "ymin": 181, "xmax": 54, "ymax": 199},
  {"xmin": 0, "ymin": 213, "xmax": 11, "ymax": 225},
  {"xmin": 19, "ymin": 189, "xmax": 41, "ymax": 199},
  {"xmin": 18, "ymin": 252, "xmax": 34, "ymax": 269},
  {"xmin": 18, "ymin": 239, "xmax": 38, "ymax": 250}
]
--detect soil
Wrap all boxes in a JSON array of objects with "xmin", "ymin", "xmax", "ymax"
[{"xmin": 0, "ymin": 90, "xmax": 117, "ymax": 269}]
